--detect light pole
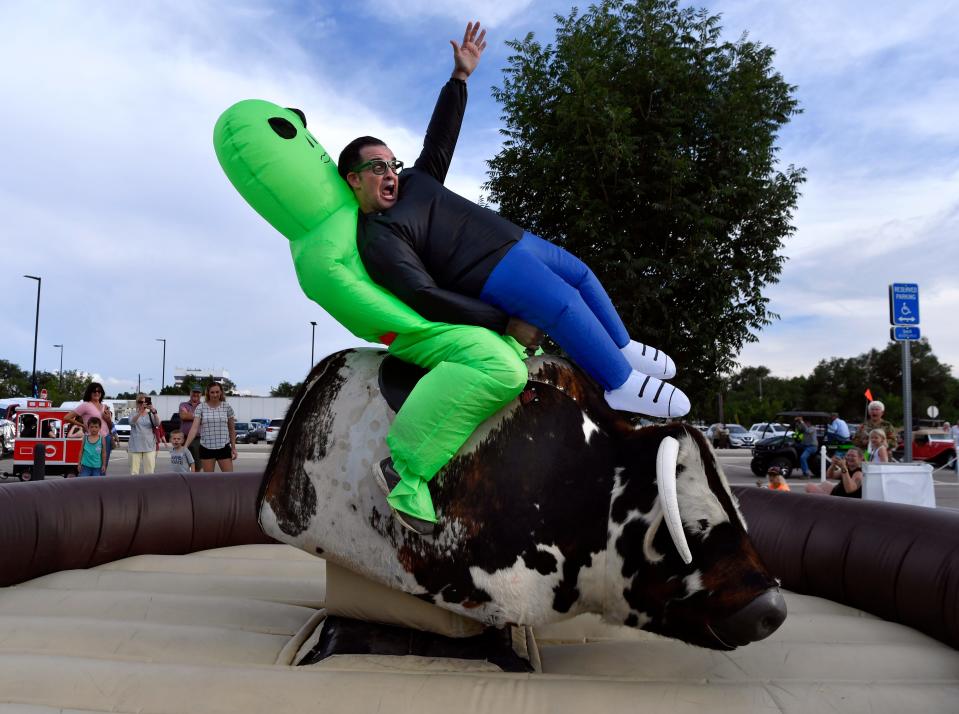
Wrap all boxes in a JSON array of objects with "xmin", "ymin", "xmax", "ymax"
[
  {"xmin": 156, "ymin": 338, "xmax": 166, "ymax": 392},
  {"xmin": 310, "ymin": 321, "xmax": 317, "ymax": 368},
  {"xmin": 24, "ymin": 275, "xmax": 41, "ymax": 397},
  {"xmin": 53, "ymin": 344, "xmax": 64, "ymax": 390}
]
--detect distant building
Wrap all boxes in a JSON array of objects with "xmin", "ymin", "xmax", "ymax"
[{"xmin": 173, "ymin": 368, "xmax": 231, "ymax": 387}]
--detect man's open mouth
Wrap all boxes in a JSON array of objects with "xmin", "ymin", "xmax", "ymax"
[{"xmin": 381, "ymin": 181, "xmax": 396, "ymax": 200}]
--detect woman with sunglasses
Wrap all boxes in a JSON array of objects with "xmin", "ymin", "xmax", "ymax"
[
  {"xmin": 64, "ymin": 382, "xmax": 114, "ymax": 455},
  {"xmin": 129, "ymin": 392, "xmax": 161, "ymax": 475}
]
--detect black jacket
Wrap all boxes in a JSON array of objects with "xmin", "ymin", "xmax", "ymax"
[{"xmin": 357, "ymin": 79, "xmax": 523, "ymax": 333}]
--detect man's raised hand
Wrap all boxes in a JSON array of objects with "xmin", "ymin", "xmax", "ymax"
[{"xmin": 451, "ymin": 20, "xmax": 487, "ymax": 81}]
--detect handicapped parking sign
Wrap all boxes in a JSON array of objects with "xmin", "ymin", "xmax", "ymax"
[{"xmin": 889, "ymin": 283, "xmax": 920, "ymax": 325}]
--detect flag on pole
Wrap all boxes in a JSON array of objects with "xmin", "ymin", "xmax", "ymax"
[{"xmin": 864, "ymin": 388, "xmax": 874, "ymax": 402}]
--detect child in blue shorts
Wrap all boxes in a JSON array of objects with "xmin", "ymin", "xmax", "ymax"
[{"xmin": 78, "ymin": 417, "xmax": 106, "ymax": 476}]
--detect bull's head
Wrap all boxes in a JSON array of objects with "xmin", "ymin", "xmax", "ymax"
[{"xmin": 605, "ymin": 425, "xmax": 786, "ymax": 649}]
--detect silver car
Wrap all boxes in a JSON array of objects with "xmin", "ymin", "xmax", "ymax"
[{"xmin": 705, "ymin": 423, "xmax": 755, "ymax": 449}]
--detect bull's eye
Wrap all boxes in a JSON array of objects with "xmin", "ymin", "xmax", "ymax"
[{"xmin": 268, "ymin": 117, "xmax": 297, "ymax": 140}]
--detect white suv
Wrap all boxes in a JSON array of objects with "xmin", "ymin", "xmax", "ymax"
[
  {"xmin": 265, "ymin": 419, "xmax": 284, "ymax": 443},
  {"xmin": 749, "ymin": 423, "xmax": 789, "ymax": 440}
]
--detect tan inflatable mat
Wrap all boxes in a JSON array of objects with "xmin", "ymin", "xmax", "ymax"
[{"xmin": 0, "ymin": 544, "xmax": 956, "ymax": 713}]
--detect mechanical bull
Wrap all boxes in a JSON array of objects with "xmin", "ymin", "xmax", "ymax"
[{"xmin": 258, "ymin": 348, "xmax": 786, "ymax": 649}]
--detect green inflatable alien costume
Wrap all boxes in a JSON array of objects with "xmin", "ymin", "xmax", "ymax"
[{"xmin": 213, "ymin": 102, "xmax": 527, "ymax": 524}]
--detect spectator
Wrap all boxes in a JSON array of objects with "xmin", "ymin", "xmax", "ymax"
[
  {"xmin": 184, "ymin": 383, "xmax": 237, "ymax": 473},
  {"xmin": 853, "ymin": 400, "xmax": 896, "ymax": 451},
  {"xmin": 167, "ymin": 430, "xmax": 196, "ymax": 473},
  {"xmin": 806, "ymin": 448, "xmax": 864, "ymax": 498},
  {"xmin": 825, "ymin": 412, "xmax": 850, "ymax": 444},
  {"xmin": 129, "ymin": 393, "xmax": 160, "ymax": 475},
  {"xmin": 64, "ymin": 382, "xmax": 114, "ymax": 442},
  {"xmin": 713, "ymin": 423, "xmax": 730, "ymax": 449},
  {"xmin": 865, "ymin": 428, "xmax": 890, "ymax": 463},
  {"xmin": 795, "ymin": 416, "xmax": 818, "ymax": 478},
  {"xmin": 944, "ymin": 421, "xmax": 952, "ymax": 434},
  {"xmin": 759, "ymin": 467, "xmax": 790, "ymax": 492},
  {"xmin": 102, "ymin": 404, "xmax": 118, "ymax": 470},
  {"xmin": 178, "ymin": 385, "xmax": 203, "ymax": 468},
  {"xmin": 78, "ymin": 416, "xmax": 106, "ymax": 477}
]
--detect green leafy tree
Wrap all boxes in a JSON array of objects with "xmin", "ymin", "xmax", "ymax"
[
  {"xmin": 0, "ymin": 359, "xmax": 30, "ymax": 396},
  {"xmin": 36, "ymin": 369, "xmax": 93, "ymax": 403},
  {"xmin": 270, "ymin": 381, "xmax": 302, "ymax": 397},
  {"xmin": 485, "ymin": 0, "xmax": 804, "ymax": 408},
  {"xmin": 160, "ymin": 384, "xmax": 190, "ymax": 396}
]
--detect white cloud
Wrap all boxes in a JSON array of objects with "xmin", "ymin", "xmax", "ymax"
[{"xmin": 356, "ymin": 0, "xmax": 536, "ymax": 27}]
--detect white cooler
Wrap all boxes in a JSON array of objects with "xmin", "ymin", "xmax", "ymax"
[{"xmin": 863, "ymin": 462, "xmax": 936, "ymax": 508}]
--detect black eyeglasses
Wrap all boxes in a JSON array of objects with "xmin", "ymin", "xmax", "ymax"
[
  {"xmin": 351, "ymin": 158, "xmax": 404, "ymax": 176},
  {"xmin": 91, "ymin": 389, "xmax": 102, "ymax": 394}
]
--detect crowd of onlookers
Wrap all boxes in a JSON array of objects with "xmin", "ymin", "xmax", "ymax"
[
  {"xmin": 754, "ymin": 399, "xmax": 959, "ymax": 499},
  {"xmin": 61, "ymin": 381, "xmax": 239, "ymax": 476}
]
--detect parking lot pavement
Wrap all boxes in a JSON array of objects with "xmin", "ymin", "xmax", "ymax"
[{"xmin": 0, "ymin": 443, "xmax": 274, "ymax": 480}]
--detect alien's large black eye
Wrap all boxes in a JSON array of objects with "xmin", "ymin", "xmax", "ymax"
[
  {"xmin": 268, "ymin": 117, "xmax": 297, "ymax": 140},
  {"xmin": 286, "ymin": 107, "xmax": 307, "ymax": 128}
]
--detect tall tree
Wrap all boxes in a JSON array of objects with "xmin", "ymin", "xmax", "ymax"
[
  {"xmin": 486, "ymin": 0, "xmax": 804, "ymax": 407},
  {"xmin": 270, "ymin": 381, "xmax": 302, "ymax": 398},
  {"xmin": 0, "ymin": 359, "xmax": 30, "ymax": 396}
]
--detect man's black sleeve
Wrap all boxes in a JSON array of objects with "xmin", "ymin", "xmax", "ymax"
[
  {"xmin": 363, "ymin": 233, "xmax": 509, "ymax": 334},
  {"xmin": 413, "ymin": 79, "xmax": 466, "ymax": 184}
]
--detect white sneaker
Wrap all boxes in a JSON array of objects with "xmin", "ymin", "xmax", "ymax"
[
  {"xmin": 621, "ymin": 340, "xmax": 676, "ymax": 379},
  {"xmin": 605, "ymin": 370, "xmax": 690, "ymax": 418}
]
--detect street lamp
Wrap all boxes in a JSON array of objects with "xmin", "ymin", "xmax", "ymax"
[
  {"xmin": 23, "ymin": 275, "xmax": 41, "ymax": 397},
  {"xmin": 156, "ymin": 338, "xmax": 166, "ymax": 392},
  {"xmin": 53, "ymin": 344, "xmax": 64, "ymax": 390},
  {"xmin": 310, "ymin": 321, "xmax": 317, "ymax": 368}
]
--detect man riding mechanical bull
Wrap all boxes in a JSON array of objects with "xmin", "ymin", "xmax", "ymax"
[
  {"xmin": 214, "ymin": 19, "xmax": 784, "ymax": 652},
  {"xmin": 216, "ymin": 21, "xmax": 689, "ymax": 536}
]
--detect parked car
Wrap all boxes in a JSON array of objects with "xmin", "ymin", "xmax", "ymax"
[
  {"xmin": 749, "ymin": 411, "xmax": 854, "ymax": 478},
  {"xmin": 235, "ymin": 422, "xmax": 266, "ymax": 445},
  {"xmin": 704, "ymin": 423, "xmax": 755, "ymax": 449},
  {"xmin": 893, "ymin": 429, "xmax": 956, "ymax": 468},
  {"xmin": 114, "ymin": 417, "xmax": 131, "ymax": 442},
  {"xmin": 0, "ymin": 418, "xmax": 14, "ymax": 456},
  {"xmin": 250, "ymin": 418, "xmax": 270, "ymax": 431},
  {"xmin": 749, "ymin": 422, "xmax": 789, "ymax": 440},
  {"xmin": 265, "ymin": 419, "xmax": 283, "ymax": 443}
]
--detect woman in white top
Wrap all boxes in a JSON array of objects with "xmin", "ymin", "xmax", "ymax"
[{"xmin": 184, "ymin": 383, "xmax": 237, "ymax": 472}]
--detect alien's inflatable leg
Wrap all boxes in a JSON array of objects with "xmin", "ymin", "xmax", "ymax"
[{"xmin": 385, "ymin": 325, "xmax": 528, "ymax": 522}]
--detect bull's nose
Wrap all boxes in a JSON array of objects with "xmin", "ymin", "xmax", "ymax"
[{"xmin": 710, "ymin": 588, "xmax": 787, "ymax": 648}]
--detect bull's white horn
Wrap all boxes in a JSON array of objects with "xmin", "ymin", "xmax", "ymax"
[{"xmin": 657, "ymin": 436, "xmax": 692, "ymax": 565}]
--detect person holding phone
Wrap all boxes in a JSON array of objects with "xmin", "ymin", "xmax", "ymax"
[{"xmin": 129, "ymin": 392, "xmax": 159, "ymax": 475}]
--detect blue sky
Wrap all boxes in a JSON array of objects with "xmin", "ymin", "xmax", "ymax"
[{"xmin": 2, "ymin": 1, "xmax": 957, "ymax": 398}]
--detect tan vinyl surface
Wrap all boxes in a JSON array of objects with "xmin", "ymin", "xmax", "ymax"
[{"xmin": 1, "ymin": 544, "xmax": 956, "ymax": 713}]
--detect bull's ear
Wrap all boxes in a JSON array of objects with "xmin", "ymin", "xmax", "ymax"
[
  {"xmin": 286, "ymin": 107, "xmax": 307, "ymax": 128},
  {"xmin": 657, "ymin": 436, "xmax": 692, "ymax": 565}
]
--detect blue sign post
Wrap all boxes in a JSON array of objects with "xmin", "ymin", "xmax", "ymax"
[
  {"xmin": 889, "ymin": 283, "xmax": 920, "ymax": 461},
  {"xmin": 889, "ymin": 283, "xmax": 920, "ymax": 325}
]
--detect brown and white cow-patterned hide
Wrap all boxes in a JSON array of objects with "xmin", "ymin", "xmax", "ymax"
[{"xmin": 259, "ymin": 348, "xmax": 781, "ymax": 647}]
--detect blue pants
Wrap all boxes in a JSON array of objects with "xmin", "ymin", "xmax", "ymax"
[
  {"xmin": 800, "ymin": 445, "xmax": 816, "ymax": 475},
  {"xmin": 480, "ymin": 233, "xmax": 631, "ymax": 391},
  {"xmin": 78, "ymin": 465, "xmax": 104, "ymax": 477}
]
